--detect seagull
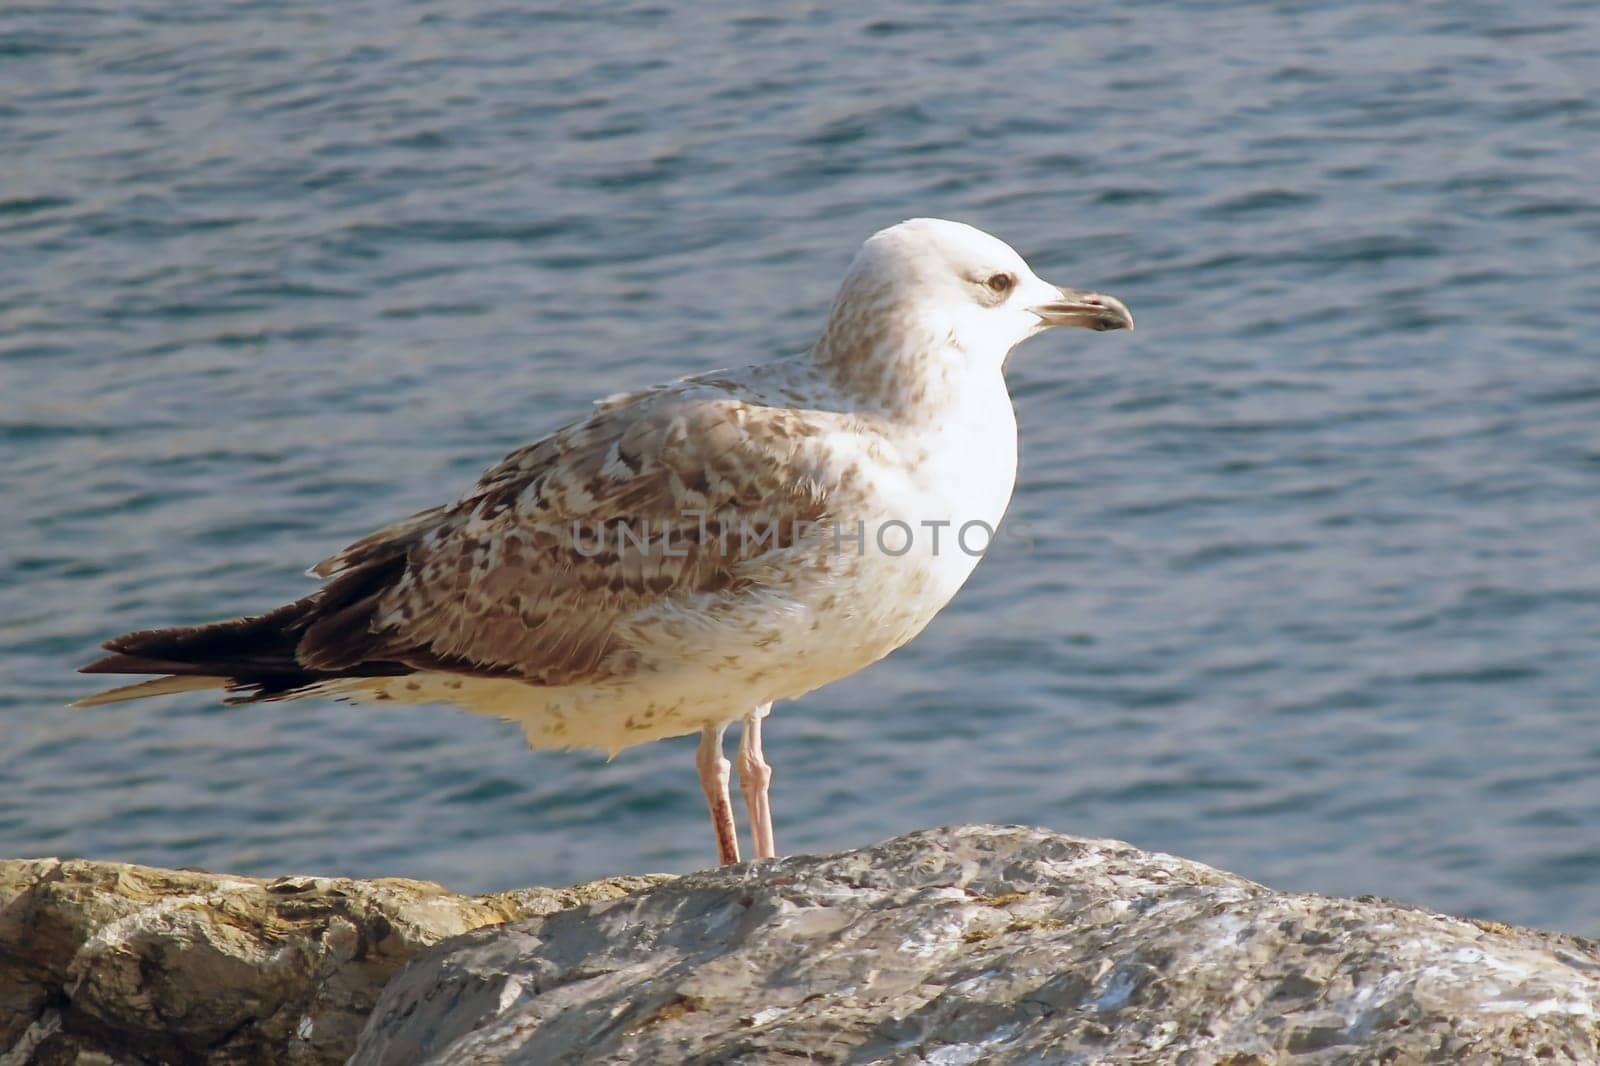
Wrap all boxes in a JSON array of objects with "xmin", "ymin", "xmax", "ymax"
[{"xmin": 77, "ymin": 218, "xmax": 1132, "ymax": 866}]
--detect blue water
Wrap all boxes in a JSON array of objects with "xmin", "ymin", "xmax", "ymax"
[{"xmin": 3, "ymin": 3, "xmax": 1598, "ymax": 934}]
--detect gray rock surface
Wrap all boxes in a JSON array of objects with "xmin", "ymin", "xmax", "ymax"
[
  {"xmin": 354, "ymin": 825, "xmax": 1600, "ymax": 1065},
  {"xmin": 0, "ymin": 857, "xmax": 661, "ymax": 1065}
]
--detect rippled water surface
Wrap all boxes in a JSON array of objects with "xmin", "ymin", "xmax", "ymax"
[{"xmin": 4, "ymin": 2, "xmax": 1598, "ymax": 932}]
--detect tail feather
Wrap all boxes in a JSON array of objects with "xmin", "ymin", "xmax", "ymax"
[
  {"xmin": 73, "ymin": 675, "xmax": 230, "ymax": 708},
  {"xmin": 75, "ymin": 556, "xmax": 416, "ymax": 708}
]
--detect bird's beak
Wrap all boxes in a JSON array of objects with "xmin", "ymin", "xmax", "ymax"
[{"xmin": 1031, "ymin": 287, "xmax": 1134, "ymax": 332}]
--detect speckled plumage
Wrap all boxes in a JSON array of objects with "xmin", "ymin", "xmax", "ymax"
[{"xmin": 78, "ymin": 218, "xmax": 1132, "ymax": 860}]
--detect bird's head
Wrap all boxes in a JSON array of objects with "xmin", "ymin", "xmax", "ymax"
[{"xmin": 829, "ymin": 218, "xmax": 1133, "ymax": 370}]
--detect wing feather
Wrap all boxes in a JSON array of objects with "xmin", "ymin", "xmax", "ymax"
[{"xmin": 300, "ymin": 382, "xmax": 842, "ymax": 686}]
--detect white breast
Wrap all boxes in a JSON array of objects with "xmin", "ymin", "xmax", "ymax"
[{"xmin": 872, "ymin": 370, "xmax": 1020, "ymax": 601}]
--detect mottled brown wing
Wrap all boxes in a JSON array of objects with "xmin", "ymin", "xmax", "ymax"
[{"xmin": 302, "ymin": 388, "xmax": 837, "ymax": 686}]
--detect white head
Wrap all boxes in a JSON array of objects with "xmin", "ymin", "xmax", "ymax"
[{"xmin": 816, "ymin": 219, "xmax": 1132, "ymax": 406}]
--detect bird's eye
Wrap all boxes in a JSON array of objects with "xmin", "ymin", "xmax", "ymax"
[{"xmin": 986, "ymin": 273, "xmax": 1015, "ymax": 294}]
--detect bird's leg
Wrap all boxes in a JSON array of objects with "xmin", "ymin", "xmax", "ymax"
[
  {"xmin": 697, "ymin": 723, "xmax": 740, "ymax": 865},
  {"xmin": 738, "ymin": 705, "xmax": 776, "ymax": 860}
]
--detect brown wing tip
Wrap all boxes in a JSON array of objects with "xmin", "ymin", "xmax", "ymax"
[{"xmin": 79, "ymin": 652, "xmax": 183, "ymax": 676}]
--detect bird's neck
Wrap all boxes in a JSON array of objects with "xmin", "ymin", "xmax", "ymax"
[{"xmin": 812, "ymin": 305, "xmax": 995, "ymax": 425}]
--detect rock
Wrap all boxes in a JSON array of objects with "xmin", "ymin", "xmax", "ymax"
[
  {"xmin": 353, "ymin": 825, "xmax": 1600, "ymax": 1065},
  {"xmin": 0, "ymin": 858, "xmax": 662, "ymax": 1065}
]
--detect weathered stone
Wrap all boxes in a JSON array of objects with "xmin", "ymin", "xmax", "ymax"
[
  {"xmin": 352, "ymin": 825, "xmax": 1600, "ymax": 1065},
  {"xmin": 0, "ymin": 858, "xmax": 662, "ymax": 1065}
]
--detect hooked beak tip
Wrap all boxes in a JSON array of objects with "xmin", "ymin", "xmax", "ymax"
[{"xmin": 1033, "ymin": 288, "xmax": 1134, "ymax": 332}]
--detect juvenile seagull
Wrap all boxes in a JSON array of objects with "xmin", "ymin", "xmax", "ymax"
[{"xmin": 78, "ymin": 219, "xmax": 1132, "ymax": 866}]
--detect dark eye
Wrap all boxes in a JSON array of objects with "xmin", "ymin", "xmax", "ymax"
[{"xmin": 986, "ymin": 272, "xmax": 1015, "ymax": 294}]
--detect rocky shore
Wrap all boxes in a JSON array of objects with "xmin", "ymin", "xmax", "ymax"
[
  {"xmin": 4, "ymin": 826, "xmax": 1598, "ymax": 1064},
  {"xmin": 0, "ymin": 857, "xmax": 660, "ymax": 1064}
]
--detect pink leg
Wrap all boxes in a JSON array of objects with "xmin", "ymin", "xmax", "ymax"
[
  {"xmin": 697, "ymin": 723, "xmax": 740, "ymax": 865},
  {"xmin": 738, "ymin": 706, "xmax": 776, "ymax": 860}
]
